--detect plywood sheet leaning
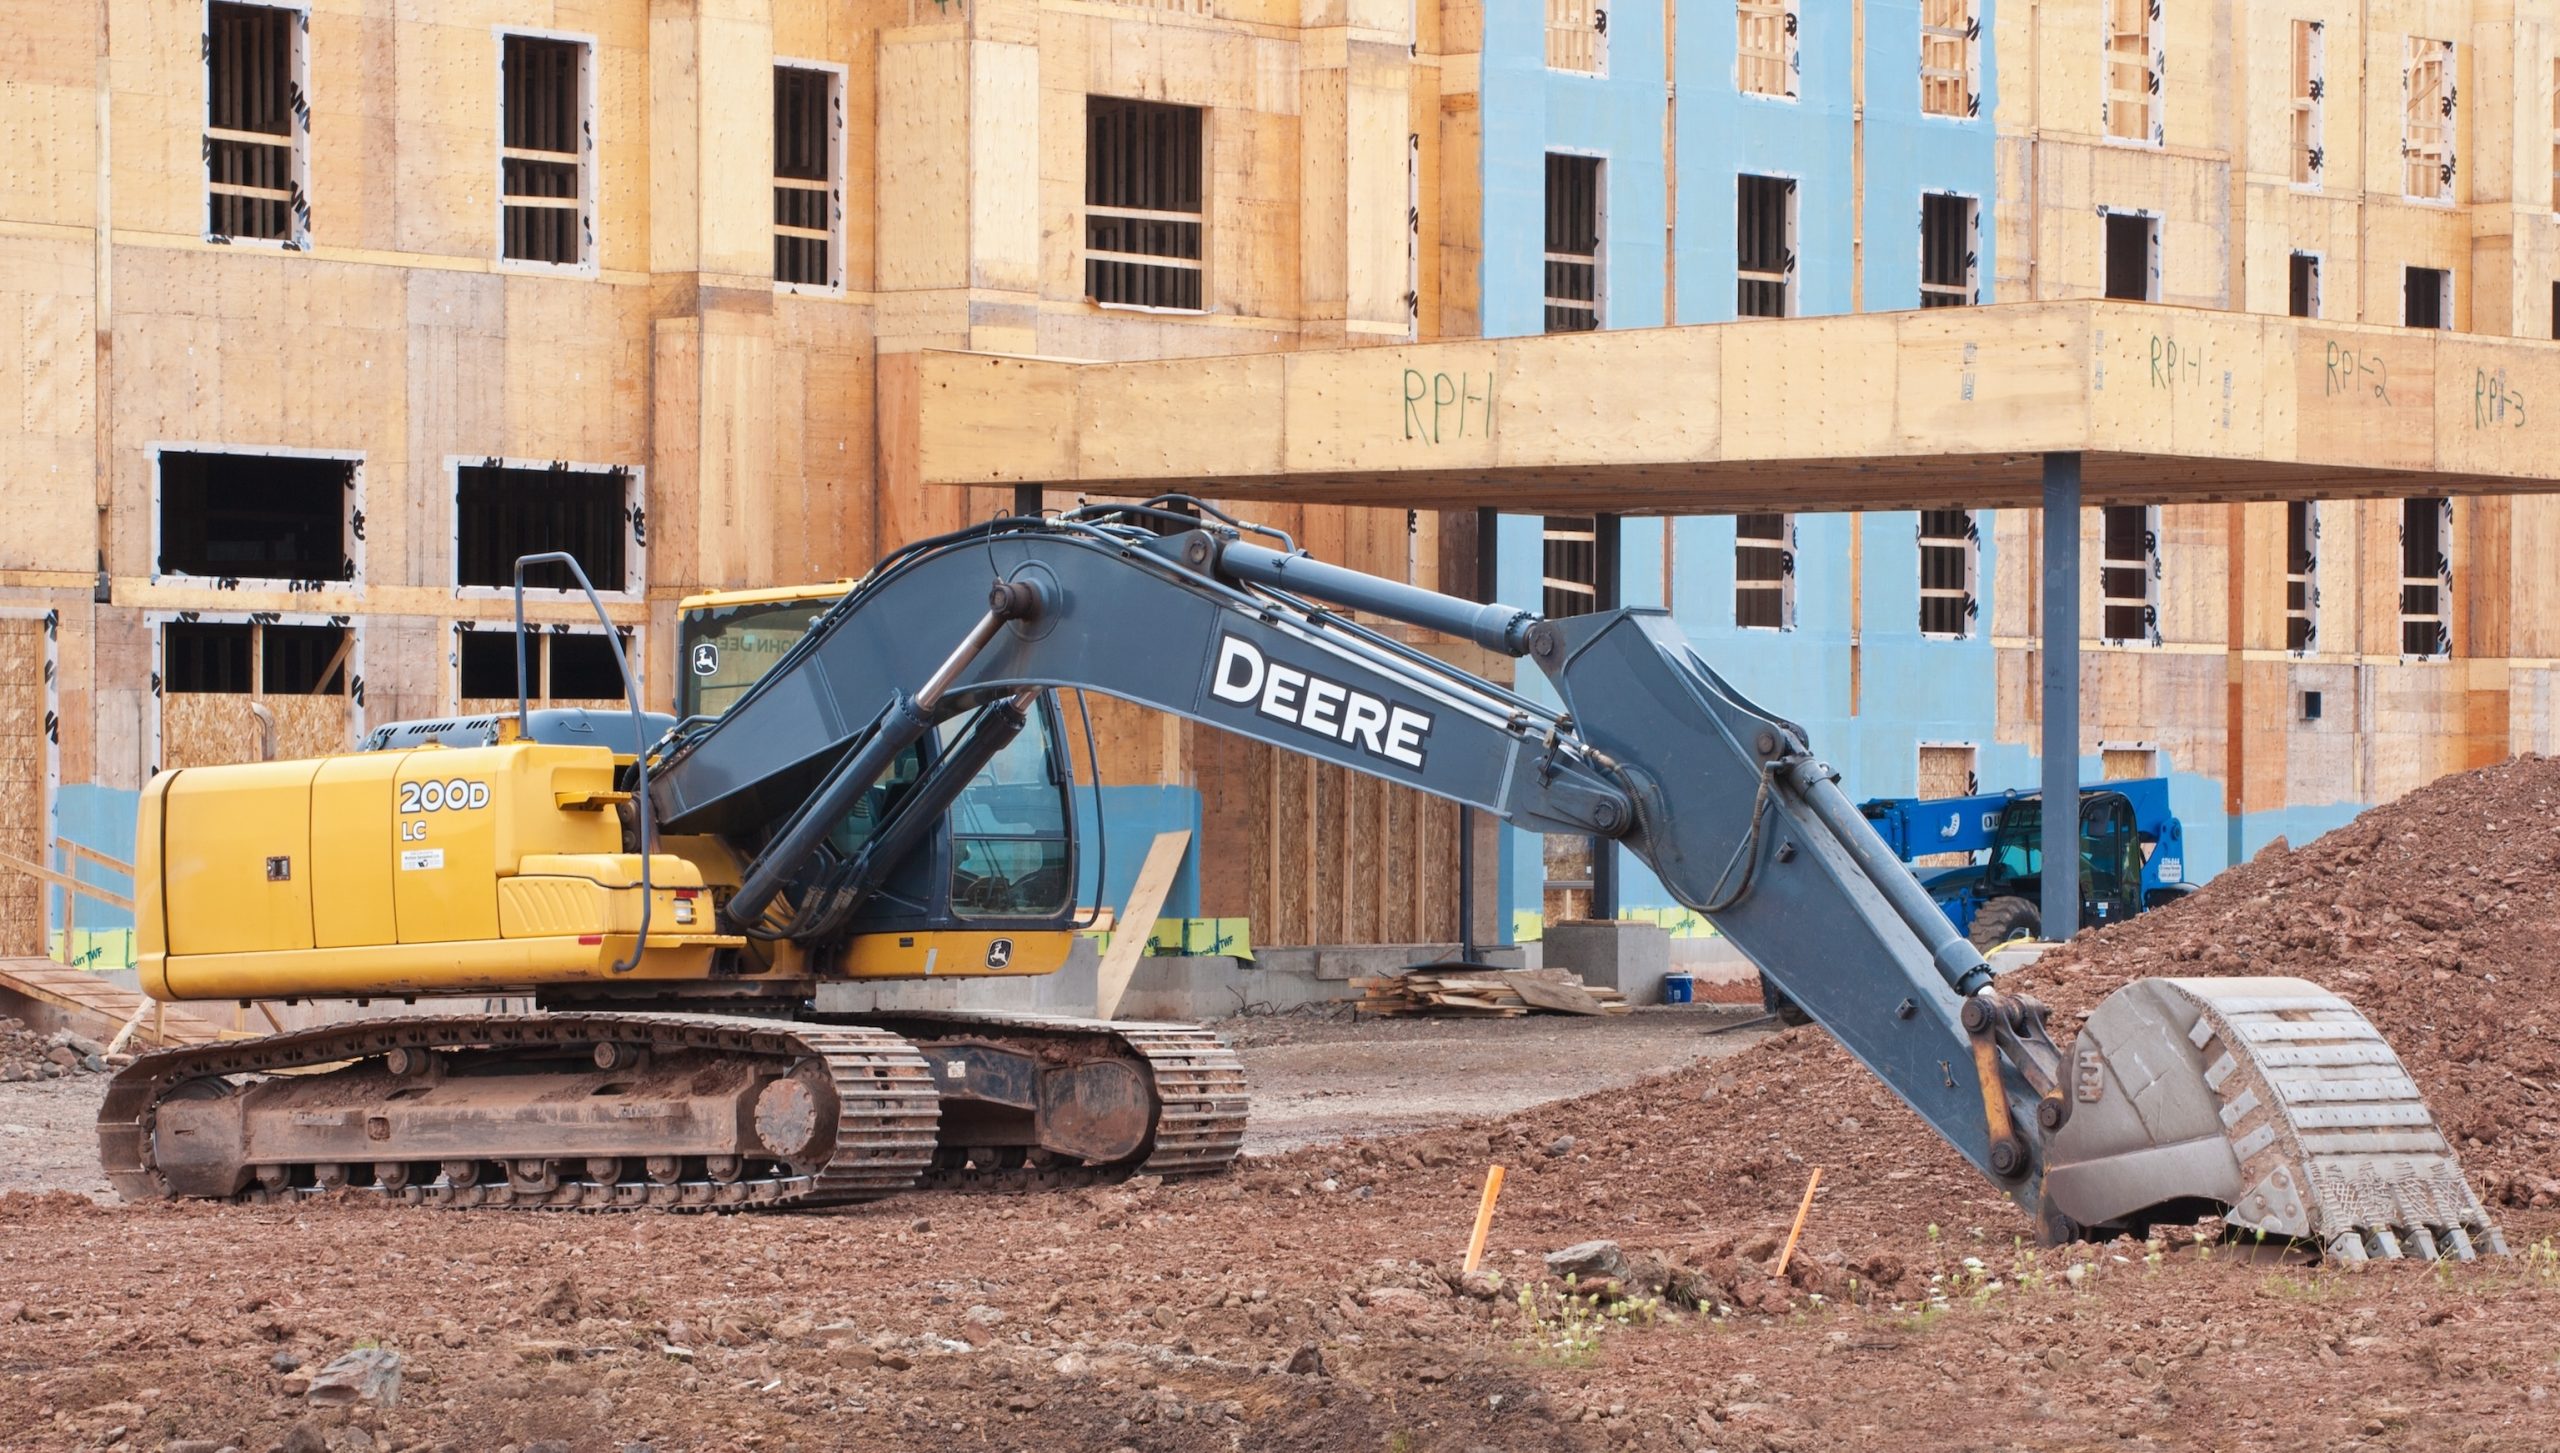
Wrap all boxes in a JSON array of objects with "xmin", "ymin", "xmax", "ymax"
[
  {"xmin": 1095, "ymin": 829, "xmax": 1191, "ymax": 1021},
  {"xmin": 0, "ymin": 622, "xmax": 46, "ymax": 956}
]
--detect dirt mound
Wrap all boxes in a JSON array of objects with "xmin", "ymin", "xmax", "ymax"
[
  {"xmin": 1474, "ymin": 754, "xmax": 2560, "ymax": 1246},
  {"xmin": 2009, "ymin": 753, "xmax": 2560, "ymax": 1205}
]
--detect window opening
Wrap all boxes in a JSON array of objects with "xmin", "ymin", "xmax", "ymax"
[
  {"xmin": 162, "ymin": 623, "xmax": 254, "ymax": 695},
  {"xmin": 1542, "ymin": 516, "xmax": 1598, "ymax": 619},
  {"xmin": 1920, "ymin": 0, "xmax": 1978, "ymax": 118},
  {"xmin": 2100, "ymin": 745, "xmax": 2157, "ymax": 781},
  {"xmin": 205, "ymin": 2, "xmax": 303, "ymax": 243},
  {"xmin": 774, "ymin": 65, "xmax": 840, "ymax": 289},
  {"xmin": 1737, "ymin": 1, "xmax": 1799, "ymax": 100},
  {"xmin": 501, "ymin": 34, "xmax": 589, "ymax": 265},
  {"xmin": 2103, "ymin": 212, "xmax": 2157, "ymax": 300},
  {"xmin": 1545, "ymin": 153, "xmax": 1602, "ymax": 332},
  {"xmin": 2289, "ymin": 252, "xmax": 2320, "ymax": 318},
  {"xmin": 455, "ymin": 461, "xmax": 633, "ymax": 593},
  {"xmin": 2404, "ymin": 266, "xmax": 2450, "ymax": 329},
  {"xmin": 2292, "ymin": 21, "xmax": 2325, "ymax": 187},
  {"xmin": 1917, "ymin": 508, "xmax": 1978, "ymax": 637},
  {"xmin": 157, "ymin": 450, "xmax": 352, "ymax": 584},
  {"xmin": 1085, "ymin": 97, "xmax": 1204, "ymax": 311},
  {"xmin": 2100, "ymin": 504, "xmax": 2158, "ymax": 645},
  {"xmin": 2285, "ymin": 500, "xmax": 2319, "ymax": 652},
  {"xmin": 2103, "ymin": 0, "xmax": 2161, "ymax": 145},
  {"xmin": 1736, "ymin": 174, "xmax": 1796, "ymax": 318},
  {"xmin": 457, "ymin": 625, "xmax": 635, "ymax": 703},
  {"xmin": 2404, "ymin": 37, "xmax": 2456, "ymax": 202},
  {"xmin": 1547, "ymin": 0, "xmax": 1607, "ymax": 74},
  {"xmin": 1920, "ymin": 193, "xmax": 1977, "ymax": 307},
  {"xmin": 1734, "ymin": 513, "xmax": 1793, "ymax": 630},
  {"xmin": 2400, "ymin": 498, "xmax": 2451, "ymax": 657}
]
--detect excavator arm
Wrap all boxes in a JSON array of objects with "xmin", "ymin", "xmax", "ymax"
[{"xmin": 648, "ymin": 501, "xmax": 2500, "ymax": 1258}]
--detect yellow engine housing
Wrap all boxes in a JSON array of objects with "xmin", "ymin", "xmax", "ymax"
[
  {"xmin": 137, "ymin": 739, "xmax": 1077, "ymax": 1003},
  {"xmin": 139, "ymin": 742, "xmax": 737, "ymax": 1001}
]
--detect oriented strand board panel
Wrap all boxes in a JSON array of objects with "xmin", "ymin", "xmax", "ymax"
[
  {"xmin": 0, "ymin": 621, "xmax": 46, "ymax": 956},
  {"xmin": 158, "ymin": 694, "xmax": 350, "ymax": 772}
]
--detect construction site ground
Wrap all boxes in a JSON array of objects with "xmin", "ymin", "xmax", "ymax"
[{"xmin": 7, "ymin": 755, "xmax": 2560, "ymax": 1451}]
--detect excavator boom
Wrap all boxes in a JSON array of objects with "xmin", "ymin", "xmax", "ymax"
[{"xmin": 649, "ymin": 502, "xmax": 2498, "ymax": 1258}]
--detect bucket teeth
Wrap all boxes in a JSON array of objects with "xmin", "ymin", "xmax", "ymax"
[{"xmin": 2046, "ymin": 977, "xmax": 2505, "ymax": 1262}]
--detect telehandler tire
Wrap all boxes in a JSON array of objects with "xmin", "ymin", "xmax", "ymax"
[{"xmin": 1966, "ymin": 895, "xmax": 2042, "ymax": 951}]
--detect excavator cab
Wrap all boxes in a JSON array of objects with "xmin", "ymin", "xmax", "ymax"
[{"xmin": 676, "ymin": 584, "xmax": 1081, "ymax": 974}]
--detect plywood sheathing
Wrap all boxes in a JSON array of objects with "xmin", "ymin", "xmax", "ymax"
[
  {"xmin": 0, "ymin": 620, "xmax": 48, "ymax": 956},
  {"xmin": 157, "ymin": 694, "xmax": 347, "ymax": 772}
]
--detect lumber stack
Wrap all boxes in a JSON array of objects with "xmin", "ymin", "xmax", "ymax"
[{"xmin": 1351, "ymin": 967, "xmax": 1631, "ymax": 1018}]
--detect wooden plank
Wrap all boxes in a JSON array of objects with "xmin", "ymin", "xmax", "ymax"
[
  {"xmin": 0, "ymin": 849, "xmax": 135, "ymax": 911},
  {"xmin": 0, "ymin": 959, "xmax": 237, "ymax": 1047},
  {"xmin": 1093, "ymin": 830, "xmax": 1192, "ymax": 1021},
  {"xmin": 1505, "ymin": 976, "xmax": 1608, "ymax": 1015}
]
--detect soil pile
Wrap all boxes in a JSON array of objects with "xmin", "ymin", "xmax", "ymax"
[{"xmin": 2011, "ymin": 753, "xmax": 2560, "ymax": 1205}]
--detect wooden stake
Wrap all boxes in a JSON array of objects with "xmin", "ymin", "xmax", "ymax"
[
  {"xmin": 104, "ymin": 998, "xmax": 151, "ymax": 1057},
  {"xmin": 1462, "ymin": 1164, "xmax": 1506, "ymax": 1273},
  {"xmin": 1775, "ymin": 1166, "xmax": 1823, "ymax": 1277}
]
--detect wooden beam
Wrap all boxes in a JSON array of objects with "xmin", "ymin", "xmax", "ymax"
[{"xmin": 904, "ymin": 301, "xmax": 2560, "ymax": 513}]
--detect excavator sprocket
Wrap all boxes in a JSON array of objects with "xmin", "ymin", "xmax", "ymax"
[
  {"xmin": 99, "ymin": 1010, "xmax": 1246, "ymax": 1210},
  {"xmin": 2045, "ymin": 977, "xmax": 2505, "ymax": 1260},
  {"xmin": 857, "ymin": 1010, "xmax": 1249, "ymax": 1187}
]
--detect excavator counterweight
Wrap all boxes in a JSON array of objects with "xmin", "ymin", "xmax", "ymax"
[{"xmin": 102, "ymin": 501, "xmax": 2496, "ymax": 1256}]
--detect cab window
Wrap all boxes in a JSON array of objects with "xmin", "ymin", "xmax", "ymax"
[
  {"xmin": 946, "ymin": 705, "xmax": 1072, "ymax": 919},
  {"xmin": 678, "ymin": 599, "xmax": 836, "ymax": 717}
]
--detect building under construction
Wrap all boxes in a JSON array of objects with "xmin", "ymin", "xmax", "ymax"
[{"xmin": 6, "ymin": 0, "xmax": 2560, "ymax": 962}]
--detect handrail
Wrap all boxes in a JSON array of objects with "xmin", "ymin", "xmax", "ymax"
[{"xmin": 0, "ymin": 848, "xmax": 135, "ymax": 911}]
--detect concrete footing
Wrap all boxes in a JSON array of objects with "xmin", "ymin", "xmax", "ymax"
[{"xmin": 1539, "ymin": 920, "xmax": 1673, "ymax": 1006}]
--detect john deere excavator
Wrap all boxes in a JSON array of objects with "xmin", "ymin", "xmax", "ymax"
[{"xmin": 102, "ymin": 500, "xmax": 2500, "ymax": 1260}]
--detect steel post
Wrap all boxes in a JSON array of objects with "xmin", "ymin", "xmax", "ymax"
[
  {"xmin": 2040, "ymin": 453, "xmax": 2083, "ymax": 945},
  {"xmin": 1588, "ymin": 513, "xmax": 1622, "ymax": 923}
]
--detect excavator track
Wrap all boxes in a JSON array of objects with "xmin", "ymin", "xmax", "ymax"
[
  {"xmin": 98, "ymin": 1009, "xmax": 1247, "ymax": 1210},
  {"xmin": 857, "ymin": 1010, "xmax": 1249, "ymax": 1187},
  {"xmin": 98, "ymin": 1013, "xmax": 941, "ymax": 1211}
]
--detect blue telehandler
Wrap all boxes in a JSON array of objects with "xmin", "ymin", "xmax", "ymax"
[{"xmin": 1859, "ymin": 776, "xmax": 2197, "ymax": 949}]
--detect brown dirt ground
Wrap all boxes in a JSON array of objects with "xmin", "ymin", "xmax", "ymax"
[{"xmin": 8, "ymin": 757, "xmax": 2560, "ymax": 1451}]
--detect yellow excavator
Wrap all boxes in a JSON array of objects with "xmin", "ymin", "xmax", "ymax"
[{"xmin": 102, "ymin": 500, "xmax": 2502, "ymax": 1260}]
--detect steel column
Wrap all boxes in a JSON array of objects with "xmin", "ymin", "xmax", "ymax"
[
  {"xmin": 2040, "ymin": 453, "xmax": 2083, "ymax": 943},
  {"xmin": 1457, "ymin": 507, "xmax": 1500, "ymax": 962},
  {"xmin": 1589, "ymin": 512, "xmax": 1622, "ymax": 922}
]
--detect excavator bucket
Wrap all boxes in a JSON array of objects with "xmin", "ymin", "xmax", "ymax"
[{"xmin": 2042, "ymin": 977, "xmax": 2504, "ymax": 1261}]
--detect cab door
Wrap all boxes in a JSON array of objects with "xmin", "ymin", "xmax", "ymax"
[{"xmin": 2078, "ymin": 794, "xmax": 2144, "ymax": 928}]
